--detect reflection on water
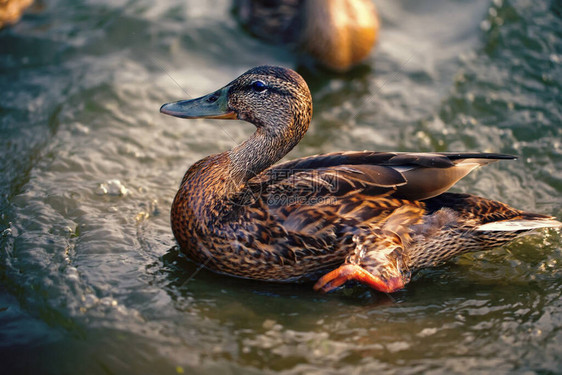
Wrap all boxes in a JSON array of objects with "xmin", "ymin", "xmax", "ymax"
[{"xmin": 0, "ymin": 0, "xmax": 561, "ymax": 373}]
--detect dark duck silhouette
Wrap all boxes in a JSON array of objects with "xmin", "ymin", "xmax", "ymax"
[{"xmin": 160, "ymin": 66, "xmax": 561, "ymax": 293}]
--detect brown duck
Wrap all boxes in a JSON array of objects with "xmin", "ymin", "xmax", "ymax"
[
  {"xmin": 234, "ymin": 0, "xmax": 379, "ymax": 71},
  {"xmin": 160, "ymin": 66, "xmax": 561, "ymax": 293}
]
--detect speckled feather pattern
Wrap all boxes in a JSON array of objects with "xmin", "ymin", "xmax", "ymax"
[{"xmin": 167, "ymin": 66, "xmax": 560, "ymax": 291}]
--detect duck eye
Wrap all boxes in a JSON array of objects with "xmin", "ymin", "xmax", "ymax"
[
  {"xmin": 207, "ymin": 92, "xmax": 219, "ymax": 103},
  {"xmin": 251, "ymin": 80, "xmax": 267, "ymax": 93}
]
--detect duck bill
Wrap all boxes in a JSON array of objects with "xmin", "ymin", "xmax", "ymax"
[{"xmin": 160, "ymin": 86, "xmax": 237, "ymax": 119}]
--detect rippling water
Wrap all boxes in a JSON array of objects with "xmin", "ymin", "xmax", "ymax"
[{"xmin": 1, "ymin": 0, "xmax": 561, "ymax": 373}]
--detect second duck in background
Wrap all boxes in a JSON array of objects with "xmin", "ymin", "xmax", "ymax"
[{"xmin": 234, "ymin": 0, "xmax": 380, "ymax": 71}]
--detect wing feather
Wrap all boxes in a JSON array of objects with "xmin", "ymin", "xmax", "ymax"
[{"xmin": 250, "ymin": 151, "xmax": 515, "ymax": 203}]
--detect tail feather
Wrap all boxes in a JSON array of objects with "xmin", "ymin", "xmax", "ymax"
[
  {"xmin": 413, "ymin": 193, "xmax": 561, "ymax": 268},
  {"xmin": 476, "ymin": 218, "xmax": 562, "ymax": 232}
]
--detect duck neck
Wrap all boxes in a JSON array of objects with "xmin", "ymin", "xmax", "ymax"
[{"xmin": 228, "ymin": 124, "xmax": 303, "ymax": 185}]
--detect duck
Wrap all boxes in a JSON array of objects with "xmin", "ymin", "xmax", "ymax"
[
  {"xmin": 233, "ymin": 0, "xmax": 379, "ymax": 72},
  {"xmin": 0, "ymin": 0, "xmax": 33, "ymax": 28},
  {"xmin": 160, "ymin": 66, "xmax": 561, "ymax": 293}
]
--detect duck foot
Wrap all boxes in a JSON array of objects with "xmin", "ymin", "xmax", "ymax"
[{"xmin": 313, "ymin": 264, "xmax": 405, "ymax": 293}]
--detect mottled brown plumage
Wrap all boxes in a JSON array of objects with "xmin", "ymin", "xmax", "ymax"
[{"xmin": 160, "ymin": 66, "xmax": 561, "ymax": 293}]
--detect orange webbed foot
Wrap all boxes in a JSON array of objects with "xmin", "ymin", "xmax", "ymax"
[{"xmin": 313, "ymin": 264, "xmax": 406, "ymax": 293}]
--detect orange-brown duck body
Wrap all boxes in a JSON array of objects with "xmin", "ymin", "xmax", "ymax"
[
  {"xmin": 0, "ymin": 0, "xmax": 33, "ymax": 28},
  {"xmin": 161, "ymin": 66, "xmax": 561, "ymax": 293}
]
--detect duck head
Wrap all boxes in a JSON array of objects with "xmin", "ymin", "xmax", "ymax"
[
  {"xmin": 161, "ymin": 65, "xmax": 312, "ymax": 137},
  {"xmin": 161, "ymin": 66, "xmax": 313, "ymax": 182}
]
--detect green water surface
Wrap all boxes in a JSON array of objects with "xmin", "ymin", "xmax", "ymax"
[{"xmin": 1, "ymin": 0, "xmax": 561, "ymax": 374}]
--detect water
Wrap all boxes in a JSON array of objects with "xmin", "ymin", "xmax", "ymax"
[{"xmin": 1, "ymin": 0, "xmax": 561, "ymax": 373}]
